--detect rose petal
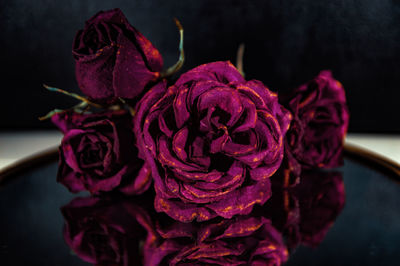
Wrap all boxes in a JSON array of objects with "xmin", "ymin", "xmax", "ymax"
[
  {"xmin": 175, "ymin": 61, "xmax": 245, "ymax": 87},
  {"xmin": 207, "ymin": 180, "xmax": 271, "ymax": 219},
  {"xmin": 119, "ymin": 163, "xmax": 152, "ymax": 195},
  {"xmin": 158, "ymin": 135, "xmax": 201, "ymax": 172},
  {"xmin": 154, "ymin": 194, "xmax": 217, "ymax": 223},
  {"xmin": 74, "ymin": 45, "xmax": 116, "ymax": 102},
  {"xmin": 113, "ymin": 34, "xmax": 159, "ymax": 99},
  {"xmin": 173, "ymin": 86, "xmax": 191, "ymax": 129}
]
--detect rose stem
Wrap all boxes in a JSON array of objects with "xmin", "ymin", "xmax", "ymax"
[
  {"xmin": 119, "ymin": 97, "xmax": 136, "ymax": 116},
  {"xmin": 42, "ymin": 84, "xmax": 102, "ymax": 108},
  {"xmin": 236, "ymin": 43, "xmax": 245, "ymax": 77},
  {"xmin": 160, "ymin": 18, "xmax": 185, "ymax": 78},
  {"xmin": 38, "ymin": 101, "xmax": 88, "ymax": 121}
]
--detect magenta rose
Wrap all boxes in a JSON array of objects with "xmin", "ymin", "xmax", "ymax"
[
  {"xmin": 73, "ymin": 8, "xmax": 163, "ymax": 104},
  {"xmin": 283, "ymin": 71, "xmax": 349, "ymax": 171},
  {"xmin": 145, "ymin": 216, "xmax": 288, "ymax": 265},
  {"xmin": 52, "ymin": 110, "xmax": 151, "ymax": 195},
  {"xmin": 61, "ymin": 197, "xmax": 156, "ymax": 265},
  {"xmin": 134, "ymin": 61, "xmax": 292, "ymax": 222}
]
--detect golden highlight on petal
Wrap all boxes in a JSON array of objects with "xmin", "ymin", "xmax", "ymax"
[{"xmin": 225, "ymin": 223, "xmax": 263, "ymax": 237}]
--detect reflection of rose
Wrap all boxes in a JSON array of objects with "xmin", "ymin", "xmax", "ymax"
[
  {"xmin": 61, "ymin": 197, "xmax": 155, "ymax": 266},
  {"xmin": 145, "ymin": 216, "xmax": 288, "ymax": 266},
  {"xmin": 73, "ymin": 8, "xmax": 163, "ymax": 104},
  {"xmin": 62, "ymin": 194, "xmax": 289, "ymax": 266},
  {"xmin": 134, "ymin": 61, "xmax": 291, "ymax": 222},
  {"xmin": 52, "ymin": 110, "xmax": 151, "ymax": 195},
  {"xmin": 283, "ymin": 71, "xmax": 349, "ymax": 171},
  {"xmin": 293, "ymin": 171, "xmax": 345, "ymax": 247},
  {"xmin": 265, "ymin": 170, "xmax": 345, "ymax": 250},
  {"xmin": 59, "ymin": 173, "xmax": 344, "ymax": 266}
]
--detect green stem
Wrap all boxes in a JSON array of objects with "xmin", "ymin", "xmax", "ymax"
[
  {"xmin": 236, "ymin": 43, "xmax": 245, "ymax": 77},
  {"xmin": 38, "ymin": 109, "xmax": 65, "ymax": 121},
  {"xmin": 38, "ymin": 102, "xmax": 88, "ymax": 121},
  {"xmin": 160, "ymin": 18, "xmax": 185, "ymax": 78},
  {"xmin": 119, "ymin": 98, "xmax": 136, "ymax": 116},
  {"xmin": 43, "ymin": 84, "xmax": 102, "ymax": 108}
]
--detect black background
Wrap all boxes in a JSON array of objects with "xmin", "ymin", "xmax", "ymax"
[{"xmin": 1, "ymin": 0, "xmax": 399, "ymax": 132}]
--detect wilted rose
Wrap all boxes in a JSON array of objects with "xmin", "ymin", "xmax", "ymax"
[
  {"xmin": 283, "ymin": 71, "xmax": 349, "ymax": 171},
  {"xmin": 134, "ymin": 61, "xmax": 291, "ymax": 222},
  {"xmin": 73, "ymin": 8, "xmax": 163, "ymax": 104},
  {"xmin": 52, "ymin": 110, "xmax": 151, "ymax": 195}
]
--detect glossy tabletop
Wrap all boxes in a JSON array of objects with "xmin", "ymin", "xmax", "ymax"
[{"xmin": 0, "ymin": 151, "xmax": 399, "ymax": 265}]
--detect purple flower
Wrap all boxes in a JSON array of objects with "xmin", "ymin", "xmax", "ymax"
[
  {"xmin": 134, "ymin": 61, "xmax": 291, "ymax": 222},
  {"xmin": 145, "ymin": 216, "xmax": 288, "ymax": 266},
  {"xmin": 73, "ymin": 8, "xmax": 163, "ymax": 104},
  {"xmin": 52, "ymin": 110, "xmax": 151, "ymax": 195},
  {"xmin": 284, "ymin": 71, "xmax": 349, "ymax": 171}
]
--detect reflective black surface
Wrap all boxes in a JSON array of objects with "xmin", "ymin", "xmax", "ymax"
[{"xmin": 1, "ymin": 157, "xmax": 400, "ymax": 265}]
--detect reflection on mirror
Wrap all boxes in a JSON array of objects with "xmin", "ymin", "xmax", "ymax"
[{"xmin": 61, "ymin": 170, "xmax": 345, "ymax": 265}]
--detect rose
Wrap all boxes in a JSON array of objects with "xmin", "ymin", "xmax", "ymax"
[
  {"xmin": 52, "ymin": 110, "xmax": 151, "ymax": 195},
  {"xmin": 145, "ymin": 215, "xmax": 288, "ymax": 265},
  {"xmin": 61, "ymin": 197, "xmax": 156, "ymax": 265},
  {"xmin": 73, "ymin": 8, "xmax": 163, "ymax": 104},
  {"xmin": 134, "ymin": 61, "xmax": 292, "ymax": 222},
  {"xmin": 283, "ymin": 71, "xmax": 349, "ymax": 171}
]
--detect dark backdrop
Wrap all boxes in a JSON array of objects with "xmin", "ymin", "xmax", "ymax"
[{"xmin": 1, "ymin": 0, "xmax": 399, "ymax": 132}]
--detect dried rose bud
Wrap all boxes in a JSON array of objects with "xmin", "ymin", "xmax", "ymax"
[{"xmin": 73, "ymin": 8, "xmax": 163, "ymax": 104}]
